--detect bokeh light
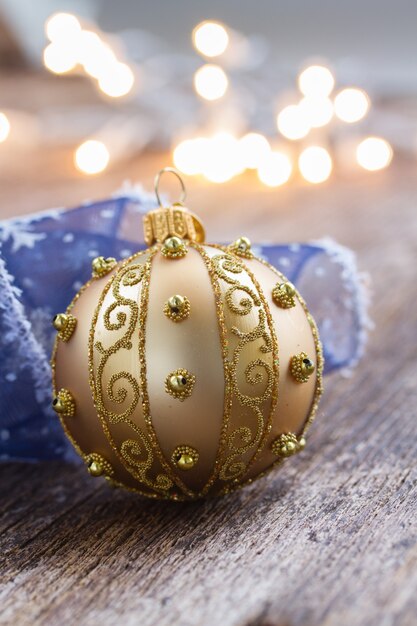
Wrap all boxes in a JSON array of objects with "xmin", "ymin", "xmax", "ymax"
[
  {"xmin": 173, "ymin": 134, "xmax": 244, "ymax": 181},
  {"xmin": 334, "ymin": 88, "xmax": 370, "ymax": 123},
  {"xmin": 83, "ymin": 43, "xmax": 116, "ymax": 79},
  {"xmin": 74, "ymin": 140, "xmax": 110, "ymax": 175},
  {"xmin": 77, "ymin": 31, "xmax": 118, "ymax": 80},
  {"xmin": 43, "ymin": 42, "xmax": 78, "ymax": 74},
  {"xmin": 193, "ymin": 21, "xmax": 229, "ymax": 57},
  {"xmin": 43, "ymin": 18, "xmax": 136, "ymax": 99},
  {"xmin": 194, "ymin": 64, "xmax": 228, "ymax": 101},
  {"xmin": 45, "ymin": 12, "xmax": 81, "ymax": 43},
  {"xmin": 174, "ymin": 138, "xmax": 208, "ymax": 175},
  {"xmin": 257, "ymin": 151, "xmax": 292, "ymax": 187},
  {"xmin": 277, "ymin": 104, "xmax": 310, "ymax": 140},
  {"xmin": 98, "ymin": 62, "xmax": 135, "ymax": 98},
  {"xmin": 298, "ymin": 65, "xmax": 335, "ymax": 98},
  {"xmin": 239, "ymin": 133, "xmax": 271, "ymax": 169},
  {"xmin": 356, "ymin": 137, "xmax": 393, "ymax": 171},
  {"xmin": 40, "ymin": 14, "xmax": 390, "ymax": 187},
  {"xmin": 299, "ymin": 96, "xmax": 333, "ymax": 128},
  {"xmin": 0, "ymin": 113, "xmax": 10, "ymax": 143},
  {"xmin": 299, "ymin": 146, "xmax": 333, "ymax": 183},
  {"xmin": 202, "ymin": 133, "xmax": 243, "ymax": 182}
]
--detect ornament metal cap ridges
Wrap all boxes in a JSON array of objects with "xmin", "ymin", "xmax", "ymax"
[{"xmin": 51, "ymin": 167, "xmax": 323, "ymax": 500}]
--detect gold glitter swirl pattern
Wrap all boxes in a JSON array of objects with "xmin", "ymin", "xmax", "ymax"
[
  {"xmin": 89, "ymin": 252, "xmax": 175, "ymax": 494},
  {"xmin": 210, "ymin": 252, "xmax": 279, "ymax": 483},
  {"xmin": 120, "ymin": 434, "xmax": 172, "ymax": 491},
  {"xmin": 51, "ymin": 269, "xmax": 169, "ymax": 499},
  {"xmin": 93, "ymin": 264, "xmax": 143, "ymax": 425},
  {"xmin": 106, "ymin": 371, "xmax": 139, "ymax": 409},
  {"xmin": 217, "ymin": 257, "xmax": 323, "ymax": 497}
]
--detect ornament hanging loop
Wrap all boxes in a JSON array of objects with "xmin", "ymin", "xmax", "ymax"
[
  {"xmin": 144, "ymin": 167, "xmax": 205, "ymax": 245},
  {"xmin": 154, "ymin": 167, "xmax": 187, "ymax": 207}
]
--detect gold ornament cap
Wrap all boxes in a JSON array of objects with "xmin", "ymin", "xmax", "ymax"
[{"xmin": 143, "ymin": 168, "xmax": 205, "ymax": 245}]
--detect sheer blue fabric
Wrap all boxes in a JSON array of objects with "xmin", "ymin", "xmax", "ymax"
[{"xmin": 0, "ymin": 189, "xmax": 370, "ymax": 461}]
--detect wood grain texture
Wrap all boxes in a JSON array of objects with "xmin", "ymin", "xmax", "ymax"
[{"xmin": 0, "ymin": 75, "xmax": 416, "ymax": 626}]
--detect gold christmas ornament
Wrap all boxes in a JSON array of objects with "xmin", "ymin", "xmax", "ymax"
[{"xmin": 51, "ymin": 167, "xmax": 323, "ymax": 500}]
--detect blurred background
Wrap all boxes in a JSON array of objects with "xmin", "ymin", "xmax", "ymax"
[{"xmin": 0, "ymin": 0, "xmax": 416, "ymax": 242}]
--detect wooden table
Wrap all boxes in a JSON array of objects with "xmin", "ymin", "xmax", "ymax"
[{"xmin": 1, "ymin": 121, "xmax": 416, "ymax": 624}]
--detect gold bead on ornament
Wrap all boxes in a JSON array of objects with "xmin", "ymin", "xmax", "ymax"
[
  {"xmin": 164, "ymin": 294, "xmax": 190, "ymax": 322},
  {"xmin": 88, "ymin": 460, "xmax": 102, "ymax": 477},
  {"xmin": 272, "ymin": 281, "xmax": 296, "ymax": 309},
  {"xmin": 271, "ymin": 433, "xmax": 305, "ymax": 458},
  {"xmin": 86, "ymin": 453, "xmax": 114, "ymax": 478},
  {"xmin": 91, "ymin": 256, "xmax": 117, "ymax": 278},
  {"xmin": 52, "ymin": 388, "xmax": 75, "ymax": 417},
  {"xmin": 161, "ymin": 236, "xmax": 188, "ymax": 259},
  {"xmin": 229, "ymin": 236, "xmax": 253, "ymax": 259},
  {"xmin": 171, "ymin": 445, "xmax": 199, "ymax": 470},
  {"xmin": 165, "ymin": 368, "xmax": 196, "ymax": 401},
  {"xmin": 52, "ymin": 313, "xmax": 77, "ymax": 342},
  {"xmin": 290, "ymin": 352, "xmax": 315, "ymax": 383}
]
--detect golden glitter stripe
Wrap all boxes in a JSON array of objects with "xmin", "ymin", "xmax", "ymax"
[
  {"xmin": 193, "ymin": 243, "xmax": 279, "ymax": 493},
  {"xmin": 216, "ymin": 255, "xmax": 323, "ymax": 496},
  {"xmin": 210, "ymin": 244, "xmax": 279, "ymax": 492},
  {"xmin": 235, "ymin": 253, "xmax": 279, "ymax": 481},
  {"xmin": 51, "ymin": 267, "xmax": 158, "ymax": 498},
  {"xmin": 214, "ymin": 251, "xmax": 274, "ymax": 484},
  {"xmin": 89, "ymin": 251, "xmax": 160, "ymax": 493},
  {"xmin": 88, "ymin": 249, "xmax": 174, "ymax": 498},
  {"xmin": 189, "ymin": 242, "xmax": 233, "ymax": 497},
  {"xmin": 89, "ymin": 248, "xmax": 195, "ymax": 498}
]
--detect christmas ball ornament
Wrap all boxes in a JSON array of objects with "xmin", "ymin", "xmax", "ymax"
[{"xmin": 51, "ymin": 168, "xmax": 323, "ymax": 500}]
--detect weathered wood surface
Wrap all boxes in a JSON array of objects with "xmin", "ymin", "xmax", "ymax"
[{"xmin": 0, "ymin": 83, "xmax": 416, "ymax": 624}]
